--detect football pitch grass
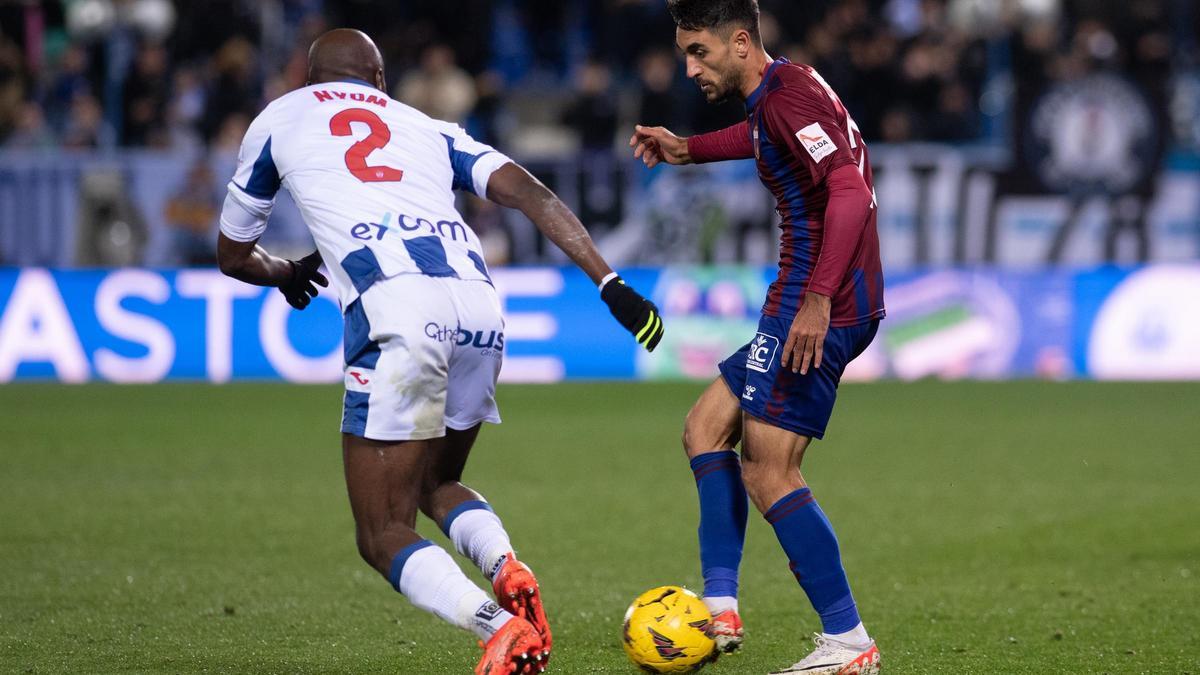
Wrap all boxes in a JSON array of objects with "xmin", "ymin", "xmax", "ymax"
[{"xmin": 1, "ymin": 381, "xmax": 1197, "ymax": 674}]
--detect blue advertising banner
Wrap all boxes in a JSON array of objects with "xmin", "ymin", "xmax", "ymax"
[
  {"xmin": 1073, "ymin": 265, "xmax": 1200, "ymax": 380},
  {"xmin": 0, "ymin": 267, "xmax": 651, "ymax": 383},
  {"xmin": 2, "ymin": 265, "xmax": 1199, "ymax": 383}
]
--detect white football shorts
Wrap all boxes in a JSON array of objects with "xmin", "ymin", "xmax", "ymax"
[{"xmin": 341, "ymin": 274, "xmax": 504, "ymax": 441}]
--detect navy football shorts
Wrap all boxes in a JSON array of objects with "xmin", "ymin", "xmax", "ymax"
[{"xmin": 718, "ymin": 316, "xmax": 880, "ymax": 440}]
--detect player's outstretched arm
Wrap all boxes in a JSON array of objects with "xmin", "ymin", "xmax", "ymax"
[
  {"xmin": 217, "ymin": 235, "xmax": 328, "ymax": 310},
  {"xmin": 630, "ymin": 121, "xmax": 754, "ymax": 168},
  {"xmin": 485, "ymin": 162, "xmax": 665, "ymax": 351},
  {"xmin": 486, "ymin": 163, "xmax": 611, "ymax": 284}
]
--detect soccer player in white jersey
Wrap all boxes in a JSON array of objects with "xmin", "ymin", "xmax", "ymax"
[{"xmin": 215, "ymin": 29, "xmax": 664, "ymax": 674}]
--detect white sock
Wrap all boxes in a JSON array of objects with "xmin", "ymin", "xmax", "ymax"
[
  {"xmin": 397, "ymin": 544, "xmax": 514, "ymax": 640},
  {"xmin": 447, "ymin": 507, "xmax": 513, "ymax": 580},
  {"xmin": 703, "ymin": 596, "xmax": 739, "ymax": 615},
  {"xmin": 825, "ymin": 622, "xmax": 872, "ymax": 650}
]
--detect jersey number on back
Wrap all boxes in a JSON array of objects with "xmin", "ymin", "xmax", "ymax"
[
  {"xmin": 329, "ymin": 108, "xmax": 404, "ymax": 183},
  {"xmin": 809, "ymin": 68, "xmax": 877, "ymax": 207}
]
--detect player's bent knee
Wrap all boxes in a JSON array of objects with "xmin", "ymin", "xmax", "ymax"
[
  {"xmin": 681, "ymin": 421, "xmax": 715, "ymax": 459},
  {"xmin": 681, "ymin": 422, "xmax": 700, "ymax": 459},
  {"xmin": 354, "ymin": 528, "xmax": 379, "ymax": 567},
  {"xmin": 682, "ymin": 409, "xmax": 729, "ymax": 459},
  {"xmin": 681, "ymin": 409, "xmax": 700, "ymax": 457}
]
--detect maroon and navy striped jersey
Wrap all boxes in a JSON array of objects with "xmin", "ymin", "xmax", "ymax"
[{"xmin": 747, "ymin": 58, "xmax": 885, "ymax": 326}]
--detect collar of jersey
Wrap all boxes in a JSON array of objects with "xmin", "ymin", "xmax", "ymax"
[
  {"xmin": 745, "ymin": 57, "xmax": 789, "ymax": 110},
  {"xmin": 336, "ymin": 77, "xmax": 377, "ymax": 88}
]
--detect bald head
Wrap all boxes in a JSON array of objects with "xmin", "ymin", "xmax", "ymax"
[{"xmin": 307, "ymin": 29, "xmax": 385, "ymax": 90}]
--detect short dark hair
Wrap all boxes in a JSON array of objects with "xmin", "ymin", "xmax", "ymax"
[{"xmin": 667, "ymin": 0, "xmax": 761, "ymax": 43}]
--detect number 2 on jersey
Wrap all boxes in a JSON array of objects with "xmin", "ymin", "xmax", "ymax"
[{"xmin": 329, "ymin": 108, "xmax": 403, "ymax": 183}]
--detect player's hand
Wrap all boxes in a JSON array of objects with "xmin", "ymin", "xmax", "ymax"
[
  {"xmin": 278, "ymin": 250, "xmax": 328, "ymax": 310},
  {"xmin": 629, "ymin": 125, "xmax": 691, "ymax": 168},
  {"xmin": 782, "ymin": 292, "xmax": 831, "ymax": 375},
  {"xmin": 601, "ymin": 276, "xmax": 665, "ymax": 352}
]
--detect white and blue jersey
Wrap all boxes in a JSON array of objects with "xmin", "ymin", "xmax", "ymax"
[
  {"xmin": 220, "ymin": 79, "xmax": 515, "ymax": 441},
  {"xmin": 219, "ymin": 78, "xmax": 513, "ymax": 309}
]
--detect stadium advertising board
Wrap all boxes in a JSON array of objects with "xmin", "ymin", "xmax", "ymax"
[{"xmin": 1, "ymin": 265, "xmax": 1198, "ymax": 383}]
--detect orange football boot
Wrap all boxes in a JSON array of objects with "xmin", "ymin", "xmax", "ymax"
[
  {"xmin": 491, "ymin": 553, "xmax": 552, "ymax": 660},
  {"xmin": 708, "ymin": 608, "xmax": 745, "ymax": 653},
  {"xmin": 475, "ymin": 616, "xmax": 545, "ymax": 675}
]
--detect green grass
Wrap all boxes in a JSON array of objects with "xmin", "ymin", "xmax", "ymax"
[{"xmin": 1, "ymin": 382, "xmax": 1197, "ymax": 674}]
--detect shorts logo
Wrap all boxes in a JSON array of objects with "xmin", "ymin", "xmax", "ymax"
[
  {"xmin": 746, "ymin": 333, "xmax": 779, "ymax": 373},
  {"xmin": 796, "ymin": 123, "xmax": 837, "ymax": 163},
  {"xmin": 425, "ymin": 323, "xmax": 505, "ymax": 356},
  {"xmin": 425, "ymin": 323, "xmax": 457, "ymax": 342},
  {"xmin": 742, "ymin": 385, "xmax": 756, "ymax": 401},
  {"xmin": 344, "ymin": 367, "xmax": 374, "ymax": 393}
]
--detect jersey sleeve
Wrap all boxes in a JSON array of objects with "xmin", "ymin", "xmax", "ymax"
[
  {"xmin": 688, "ymin": 120, "xmax": 754, "ymax": 163},
  {"xmin": 759, "ymin": 85, "xmax": 855, "ymax": 185},
  {"xmin": 440, "ymin": 126, "xmax": 513, "ymax": 197},
  {"xmin": 220, "ymin": 111, "xmax": 280, "ymax": 242}
]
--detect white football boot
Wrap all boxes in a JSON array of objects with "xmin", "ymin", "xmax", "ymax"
[{"xmin": 769, "ymin": 633, "xmax": 881, "ymax": 674}]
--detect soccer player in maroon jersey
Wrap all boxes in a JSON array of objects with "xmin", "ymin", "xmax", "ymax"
[{"xmin": 630, "ymin": 1, "xmax": 885, "ymax": 673}]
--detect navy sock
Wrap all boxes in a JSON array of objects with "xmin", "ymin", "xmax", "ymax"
[
  {"xmin": 689, "ymin": 450, "xmax": 748, "ymax": 600},
  {"xmin": 764, "ymin": 488, "xmax": 860, "ymax": 634}
]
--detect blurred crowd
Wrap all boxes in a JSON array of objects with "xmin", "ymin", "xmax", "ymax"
[{"xmin": 0, "ymin": 0, "xmax": 1193, "ymax": 153}]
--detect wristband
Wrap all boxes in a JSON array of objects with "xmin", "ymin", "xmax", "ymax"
[{"xmin": 598, "ymin": 272, "xmax": 619, "ymax": 291}]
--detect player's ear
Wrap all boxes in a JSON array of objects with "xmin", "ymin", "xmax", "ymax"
[
  {"xmin": 374, "ymin": 69, "xmax": 386, "ymax": 92},
  {"xmin": 730, "ymin": 29, "xmax": 745, "ymax": 57}
]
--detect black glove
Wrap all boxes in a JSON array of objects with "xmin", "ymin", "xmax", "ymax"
[
  {"xmin": 278, "ymin": 251, "xmax": 328, "ymax": 310},
  {"xmin": 601, "ymin": 276, "xmax": 665, "ymax": 352}
]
